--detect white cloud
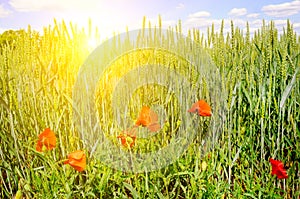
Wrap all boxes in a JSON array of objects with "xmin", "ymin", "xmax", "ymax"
[
  {"xmin": 247, "ymin": 13, "xmax": 260, "ymax": 18},
  {"xmin": 9, "ymin": 0, "xmax": 101, "ymax": 12},
  {"xmin": 0, "ymin": 4, "xmax": 12, "ymax": 17},
  {"xmin": 294, "ymin": 22, "xmax": 300, "ymax": 34},
  {"xmin": 184, "ymin": 17, "xmax": 214, "ymax": 29},
  {"xmin": 228, "ymin": 8, "xmax": 247, "ymax": 16},
  {"xmin": 183, "ymin": 17, "xmax": 299, "ymax": 37},
  {"xmin": 176, "ymin": 3, "xmax": 185, "ymax": 9},
  {"xmin": 184, "ymin": 18, "xmax": 247, "ymax": 33},
  {"xmin": 188, "ymin": 11, "xmax": 211, "ymax": 18},
  {"xmin": 294, "ymin": 23, "xmax": 300, "ymax": 28},
  {"xmin": 273, "ymin": 19, "xmax": 290, "ymax": 26},
  {"xmin": 294, "ymin": 22, "xmax": 300, "ymax": 29},
  {"xmin": 184, "ymin": 11, "xmax": 212, "ymax": 32},
  {"xmin": 262, "ymin": 0, "xmax": 300, "ymax": 17},
  {"xmin": 183, "ymin": 6, "xmax": 300, "ymax": 36}
]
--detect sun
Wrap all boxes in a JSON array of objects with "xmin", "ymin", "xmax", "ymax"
[{"xmin": 87, "ymin": 37, "xmax": 99, "ymax": 50}]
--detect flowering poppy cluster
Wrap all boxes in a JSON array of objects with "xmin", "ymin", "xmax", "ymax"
[
  {"xmin": 36, "ymin": 100, "xmax": 290, "ymax": 179},
  {"xmin": 117, "ymin": 106, "xmax": 160, "ymax": 149},
  {"xmin": 135, "ymin": 106, "xmax": 161, "ymax": 132},
  {"xmin": 117, "ymin": 100, "xmax": 212, "ymax": 148},
  {"xmin": 117, "ymin": 128, "xmax": 137, "ymax": 148},
  {"xmin": 36, "ymin": 128, "xmax": 86, "ymax": 172}
]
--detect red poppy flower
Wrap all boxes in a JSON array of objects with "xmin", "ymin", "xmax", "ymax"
[
  {"xmin": 64, "ymin": 150, "xmax": 86, "ymax": 172},
  {"xmin": 117, "ymin": 128, "xmax": 137, "ymax": 148},
  {"xmin": 36, "ymin": 128, "xmax": 56, "ymax": 152},
  {"xmin": 269, "ymin": 158, "xmax": 288, "ymax": 179},
  {"xmin": 135, "ymin": 106, "xmax": 160, "ymax": 132},
  {"xmin": 188, "ymin": 100, "xmax": 211, "ymax": 116}
]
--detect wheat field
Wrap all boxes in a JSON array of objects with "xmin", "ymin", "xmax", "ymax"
[{"xmin": 0, "ymin": 17, "xmax": 299, "ymax": 198}]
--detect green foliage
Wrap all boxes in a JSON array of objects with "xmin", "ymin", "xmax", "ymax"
[{"xmin": 0, "ymin": 18, "xmax": 299, "ymax": 198}]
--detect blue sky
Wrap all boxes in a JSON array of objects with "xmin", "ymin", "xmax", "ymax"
[{"xmin": 0, "ymin": 0, "xmax": 299, "ymax": 39}]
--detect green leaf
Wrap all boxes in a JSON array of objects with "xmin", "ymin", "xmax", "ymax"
[{"xmin": 123, "ymin": 182, "xmax": 139, "ymax": 199}]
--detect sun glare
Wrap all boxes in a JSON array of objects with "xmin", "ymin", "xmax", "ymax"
[{"xmin": 87, "ymin": 37, "xmax": 99, "ymax": 50}]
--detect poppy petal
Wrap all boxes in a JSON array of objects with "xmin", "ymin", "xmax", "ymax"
[
  {"xmin": 149, "ymin": 110, "xmax": 158, "ymax": 123},
  {"xmin": 188, "ymin": 100, "xmax": 212, "ymax": 117},
  {"xmin": 65, "ymin": 150, "xmax": 86, "ymax": 172},
  {"xmin": 147, "ymin": 123, "xmax": 160, "ymax": 132},
  {"xmin": 269, "ymin": 158, "xmax": 288, "ymax": 179},
  {"xmin": 68, "ymin": 150, "xmax": 85, "ymax": 160},
  {"xmin": 188, "ymin": 102, "xmax": 199, "ymax": 113},
  {"xmin": 36, "ymin": 141, "xmax": 42, "ymax": 152},
  {"xmin": 136, "ymin": 106, "xmax": 160, "ymax": 131},
  {"xmin": 117, "ymin": 128, "xmax": 137, "ymax": 148},
  {"xmin": 36, "ymin": 128, "xmax": 56, "ymax": 152},
  {"xmin": 198, "ymin": 109, "xmax": 212, "ymax": 116}
]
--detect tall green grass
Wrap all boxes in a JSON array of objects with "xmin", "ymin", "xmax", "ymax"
[{"xmin": 0, "ymin": 17, "xmax": 299, "ymax": 198}]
